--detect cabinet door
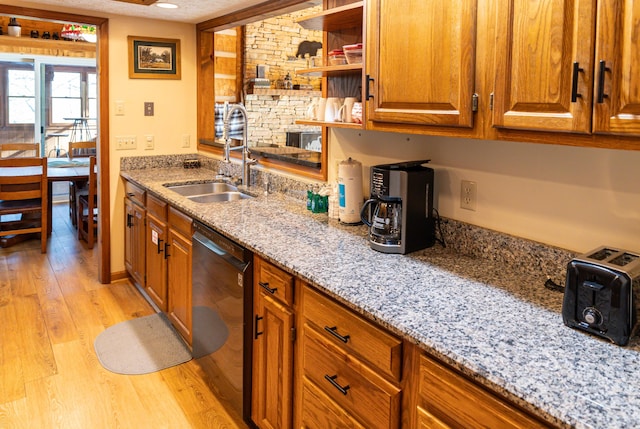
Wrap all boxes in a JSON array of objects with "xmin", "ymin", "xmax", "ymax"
[
  {"xmin": 366, "ymin": 0, "xmax": 477, "ymax": 127},
  {"xmin": 145, "ymin": 213, "xmax": 168, "ymax": 311},
  {"xmin": 592, "ymin": 0, "xmax": 640, "ymax": 135},
  {"xmin": 125, "ymin": 199, "xmax": 146, "ymax": 288},
  {"xmin": 167, "ymin": 229, "xmax": 192, "ymax": 344},
  {"xmin": 124, "ymin": 197, "xmax": 134, "ymax": 275},
  {"xmin": 493, "ymin": 0, "xmax": 596, "ymax": 133},
  {"xmin": 252, "ymin": 291, "xmax": 294, "ymax": 429}
]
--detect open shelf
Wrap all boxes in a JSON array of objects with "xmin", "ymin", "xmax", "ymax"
[
  {"xmin": 296, "ymin": 1, "xmax": 364, "ymax": 32},
  {"xmin": 296, "ymin": 63, "xmax": 362, "ymax": 77},
  {"xmin": 296, "ymin": 119, "xmax": 363, "ymax": 129}
]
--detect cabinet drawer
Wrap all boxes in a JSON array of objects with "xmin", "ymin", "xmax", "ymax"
[
  {"xmin": 303, "ymin": 328, "xmax": 401, "ymax": 429},
  {"xmin": 303, "ymin": 286, "xmax": 402, "ymax": 380},
  {"xmin": 146, "ymin": 193, "xmax": 167, "ymax": 220},
  {"xmin": 256, "ymin": 256, "xmax": 294, "ymax": 307},
  {"xmin": 168, "ymin": 206, "xmax": 192, "ymax": 237},
  {"xmin": 125, "ymin": 180, "xmax": 145, "ymax": 206},
  {"xmin": 418, "ymin": 354, "xmax": 549, "ymax": 429},
  {"xmin": 300, "ymin": 376, "xmax": 365, "ymax": 429}
]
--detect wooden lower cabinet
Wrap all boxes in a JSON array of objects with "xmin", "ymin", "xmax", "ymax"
[
  {"xmin": 124, "ymin": 184, "xmax": 146, "ymax": 288},
  {"xmin": 166, "ymin": 207, "xmax": 193, "ymax": 345},
  {"xmin": 145, "ymin": 194, "xmax": 168, "ymax": 311},
  {"xmin": 249, "ymin": 262, "xmax": 554, "ymax": 429},
  {"xmin": 299, "ymin": 377, "xmax": 365, "ymax": 429},
  {"xmin": 252, "ymin": 255, "xmax": 296, "ymax": 429},
  {"xmin": 412, "ymin": 347, "xmax": 553, "ymax": 429}
]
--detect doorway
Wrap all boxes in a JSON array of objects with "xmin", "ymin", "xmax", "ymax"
[{"xmin": 0, "ymin": 5, "xmax": 110, "ymax": 282}]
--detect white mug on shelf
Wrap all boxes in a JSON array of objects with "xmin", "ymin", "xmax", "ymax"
[
  {"xmin": 316, "ymin": 98, "xmax": 327, "ymax": 121},
  {"xmin": 324, "ymin": 97, "xmax": 343, "ymax": 122},
  {"xmin": 338, "ymin": 97, "xmax": 358, "ymax": 123}
]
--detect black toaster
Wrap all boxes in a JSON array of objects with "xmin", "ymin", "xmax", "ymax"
[{"xmin": 562, "ymin": 246, "xmax": 640, "ymax": 346}]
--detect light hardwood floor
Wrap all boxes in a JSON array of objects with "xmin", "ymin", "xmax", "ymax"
[{"xmin": 0, "ymin": 202, "xmax": 246, "ymax": 429}]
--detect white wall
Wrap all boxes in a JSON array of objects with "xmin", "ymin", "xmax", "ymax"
[
  {"xmin": 328, "ymin": 129, "xmax": 640, "ymax": 254},
  {"xmin": 107, "ymin": 17, "xmax": 197, "ymax": 273}
]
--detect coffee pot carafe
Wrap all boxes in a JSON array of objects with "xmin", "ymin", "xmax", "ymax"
[
  {"xmin": 361, "ymin": 197, "xmax": 402, "ymax": 245},
  {"xmin": 360, "ymin": 160, "xmax": 435, "ymax": 254}
]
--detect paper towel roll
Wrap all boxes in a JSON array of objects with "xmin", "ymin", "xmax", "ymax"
[{"xmin": 338, "ymin": 158, "xmax": 363, "ymax": 224}]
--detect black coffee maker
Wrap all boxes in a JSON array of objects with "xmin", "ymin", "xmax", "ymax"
[{"xmin": 360, "ymin": 160, "xmax": 435, "ymax": 254}]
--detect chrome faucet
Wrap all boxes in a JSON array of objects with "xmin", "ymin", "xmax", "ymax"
[{"xmin": 223, "ymin": 103, "xmax": 257, "ymax": 187}]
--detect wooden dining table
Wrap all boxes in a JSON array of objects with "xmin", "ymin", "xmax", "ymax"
[{"xmin": 0, "ymin": 158, "xmax": 91, "ymax": 239}]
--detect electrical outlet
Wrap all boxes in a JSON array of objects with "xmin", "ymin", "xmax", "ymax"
[
  {"xmin": 144, "ymin": 135, "xmax": 154, "ymax": 150},
  {"xmin": 460, "ymin": 180, "xmax": 477, "ymax": 211},
  {"xmin": 182, "ymin": 134, "xmax": 190, "ymax": 148},
  {"xmin": 116, "ymin": 135, "xmax": 137, "ymax": 150}
]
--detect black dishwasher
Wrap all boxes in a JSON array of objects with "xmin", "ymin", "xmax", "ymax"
[{"xmin": 191, "ymin": 221, "xmax": 253, "ymax": 424}]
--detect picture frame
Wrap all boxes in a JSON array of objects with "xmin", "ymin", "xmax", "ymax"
[{"xmin": 128, "ymin": 36, "xmax": 181, "ymax": 80}]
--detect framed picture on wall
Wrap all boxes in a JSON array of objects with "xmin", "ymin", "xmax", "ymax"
[{"xmin": 128, "ymin": 36, "xmax": 181, "ymax": 80}]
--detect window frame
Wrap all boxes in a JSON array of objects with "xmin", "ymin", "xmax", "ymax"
[
  {"xmin": 45, "ymin": 64, "xmax": 97, "ymax": 127},
  {"xmin": 1, "ymin": 62, "xmax": 36, "ymax": 128}
]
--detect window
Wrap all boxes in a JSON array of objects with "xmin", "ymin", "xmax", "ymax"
[
  {"xmin": 51, "ymin": 71, "xmax": 82, "ymax": 123},
  {"xmin": 7, "ymin": 68, "xmax": 36, "ymax": 125},
  {"xmin": 47, "ymin": 66, "xmax": 96, "ymax": 125}
]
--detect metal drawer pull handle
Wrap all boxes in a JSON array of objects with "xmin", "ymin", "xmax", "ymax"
[
  {"xmin": 571, "ymin": 61, "xmax": 583, "ymax": 102},
  {"xmin": 157, "ymin": 239, "xmax": 163, "ymax": 254},
  {"xmin": 597, "ymin": 60, "xmax": 610, "ymax": 103},
  {"xmin": 254, "ymin": 315, "xmax": 263, "ymax": 339},
  {"xmin": 259, "ymin": 281, "xmax": 277, "ymax": 294},
  {"xmin": 324, "ymin": 326, "xmax": 350, "ymax": 343},
  {"xmin": 324, "ymin": 374, "xmax": 350, "ymax": 395},
  {"xmin": 164, "ymin": 242, "xmax": 170, "ymax": 259}
]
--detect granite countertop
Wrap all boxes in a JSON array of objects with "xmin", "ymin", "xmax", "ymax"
[{"xmin": 121, "ymin": 166, "xmax": 640, "ymax": 429}]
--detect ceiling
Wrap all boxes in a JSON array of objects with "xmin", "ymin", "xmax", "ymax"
[{"xmin": 19, "ymin": 0, "xmax": 280, "ymax": 24}]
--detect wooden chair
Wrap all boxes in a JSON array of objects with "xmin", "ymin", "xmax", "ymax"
[
  {"xmin": 77, "ymin": 156, "xmax": 97, "ymax": 249},
  {"xmin": 67, "ymin": 141, "xmax": 96, "ymax": 159},
  {"xmin": 0, "ymin": 157, "xmax": 48, "ymax": 253},
  {"xmin": 0, "ymin": 143, "xmax": 40, "ymax": 158},
  {"xmin": 68, "ymin": 140, "xmax": 97, "ymax": 226}
]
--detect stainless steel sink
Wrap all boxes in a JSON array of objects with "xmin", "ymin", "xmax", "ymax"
[
  {"xmin": 165, "ymin": 181, "xmax": 238, "ymax": 197},
  {"xmin": 188, "ymin": 192, "xmax": 252, "ymax": 203}
]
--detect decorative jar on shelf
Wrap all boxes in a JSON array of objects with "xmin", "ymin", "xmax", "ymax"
[{"xmin": 7, "ymin": 17, "xmax": 21, "ymax": 37}]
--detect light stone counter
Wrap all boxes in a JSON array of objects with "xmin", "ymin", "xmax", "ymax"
[{"xmin": 121, "ymin": 163, "xmax": 640, "ymax": 429}]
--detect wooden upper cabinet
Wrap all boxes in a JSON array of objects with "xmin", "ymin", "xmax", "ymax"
[
  {"xmin": 493, "ymin": 0, "xmax": 596, "ymax": 133},
  {"xmin": 592, "ymin": 0, "xmax": 640, "ymax": 135},
  {"xmin": 365, "ymin": 0, "xmax": 477, "ymax": 128}
]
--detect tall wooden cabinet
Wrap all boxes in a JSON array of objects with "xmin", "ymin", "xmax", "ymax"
[
  {"xmin": 124, "ymin": 181, "xmax": 146, "ymax": 288},
  {"xmin": 365, "ymin": 0, "xmax": 478, "ymax": 128},
  {"xmin": 252, "ymin": 255, "xmax": 296, "ymax": 429}
]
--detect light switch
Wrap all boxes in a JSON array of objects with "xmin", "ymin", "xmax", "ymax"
[
  {"xmin": 115, "ymin": 100, "xmax": 125, "ymax": 116},
  {"xmin": 144, "ymin": 102, "xmax": 154, "ymax": 116}
]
